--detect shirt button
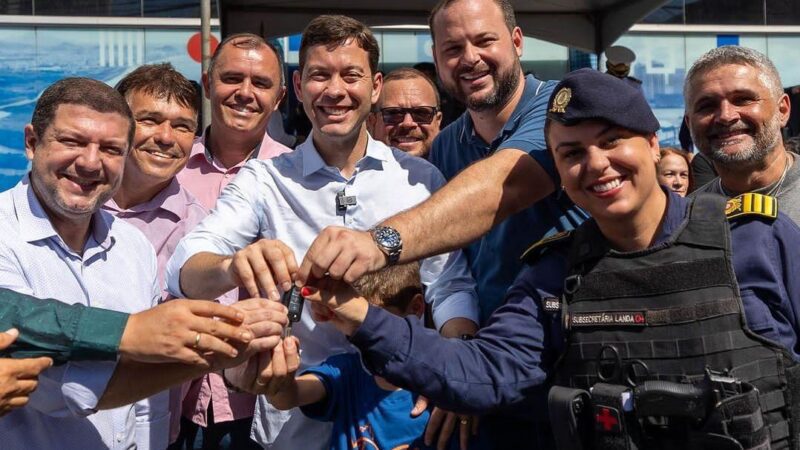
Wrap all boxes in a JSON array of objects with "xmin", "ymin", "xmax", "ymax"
[{"xmin": 116, "ymin": 433, "xmax": 123, "ymax": 442}]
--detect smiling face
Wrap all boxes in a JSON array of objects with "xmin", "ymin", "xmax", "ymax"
[
  {"xmin": 686, "ymin": 63, "xmax": 790, "ymax": 168},
  {"xmin": 125, "ymin": 89, "xmax": 196, "ymax": 187},
  {"xmin": 657, "ymin": 153, "xmax": 690, "ymax": 197},
  {"xmin": 293, "ymin": 39, "xmax": 381, "ymax": 146},
  {"xmin": 431, "ymin": 0, "xmax": 523, "ymax": 112},
  {"xmin": 549, "ymin": 120, "xmax": 661, "ymax": 222},
  {"xmin": 25, "ymin": 103, "xmax": 129, "ymax": 225},
  {"xmin": 377, "ymin": 76, "xmax": 441, "ymax": 158},
  {"xmin": 204, "ymin": 44, "xmax": 285, "ymax": 140}
]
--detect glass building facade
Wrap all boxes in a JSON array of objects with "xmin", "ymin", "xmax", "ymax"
[
  {"xmin": 0, "ymin": 0, "xmax": 798, "ymax": 188},
  {"xmin": 0, "ymin": 1, "xmax": 219, "ymax": 17},
  {"xmin": 641, "ymin": 0, "xmax": 800, "ymax": 25}
]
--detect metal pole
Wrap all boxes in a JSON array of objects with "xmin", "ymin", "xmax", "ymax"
[{"xmin": 201, "ymin": 0, "xmax": 212, "ymax": 130}]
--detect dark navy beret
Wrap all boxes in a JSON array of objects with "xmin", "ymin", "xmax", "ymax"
[{"xmin": 546, "ymin": 68, "xmax": 660, "ymax": 135}]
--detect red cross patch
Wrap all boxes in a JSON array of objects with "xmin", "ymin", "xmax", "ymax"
[{"xmin": 595, "ymin": 406, "xmax": 622, "ymax": 433}]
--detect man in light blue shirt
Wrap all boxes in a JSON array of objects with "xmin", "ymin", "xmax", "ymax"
[
  {"xmin": 0, "ymin": 77, "xmax": 167, "ymax": 449},
  {"xmin": 167, "ymin": 14, "xmax": 479, "ymax": 450},
  {"xmin": 0, "ymin": 78, "xmax": 287, "ymax": 450}
]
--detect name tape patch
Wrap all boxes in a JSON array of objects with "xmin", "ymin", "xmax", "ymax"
[
  {"xmin": 571, "ymin": 311, "xmax": 646, "ymax": 327},
  {"xmin": 543, "ymin": 297, "xmax": 561, "ymax": 312}
]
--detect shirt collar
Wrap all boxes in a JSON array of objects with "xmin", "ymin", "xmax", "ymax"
[
  {"xmin": 15, "ymin": 175, "xmax": 115, "ymax": 249},
  {"xmin": 459, "ymin": 74, "xmax": 545, "ymax": 148},
  {"xmin": 104, "ymin": 178, "xmax": 185, "ymax": 219},
  {"xmin": 195, "ymin": 126, "xmax": 266, "ymax": 165},
  {"xmin": 299, "ymin": 132, "xmax": 390, "ymax": 178}
]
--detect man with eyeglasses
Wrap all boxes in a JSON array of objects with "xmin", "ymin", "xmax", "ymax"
[{"xmin": 371, "ymin": 67, "xmax": 442, "ymax": 159}]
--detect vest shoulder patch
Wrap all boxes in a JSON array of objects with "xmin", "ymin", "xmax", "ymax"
[
  {"xmin": 521, "ymin": 230, "xmax": 573, "ymax": 263},
  {"xmin": 725, "ymin": 193, "xmax": 778, "ymax": 221}
]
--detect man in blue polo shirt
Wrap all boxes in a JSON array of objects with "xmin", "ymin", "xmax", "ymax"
[{"xmin": 426, "ymin": 10, "xmax": 585, "ymax": 321}]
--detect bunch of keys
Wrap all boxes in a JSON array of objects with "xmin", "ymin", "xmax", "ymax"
[{"xmin": 281, "ymin": 286, "xmax": 305, "ymax": 338}]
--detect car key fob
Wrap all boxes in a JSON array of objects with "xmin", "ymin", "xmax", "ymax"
[{"xmin": 282, "ymin": 286, "xmax": 305, "ymax": 324}]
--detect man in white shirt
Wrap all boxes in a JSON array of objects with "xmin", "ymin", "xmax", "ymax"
[{"xmin": 167, "ymin": 15, "xmax": 479, "ymax": 450}]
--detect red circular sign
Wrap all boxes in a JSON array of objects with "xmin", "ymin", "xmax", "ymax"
[{"xmin": 187, "ymin": 32, "xmax": 219, "ymax": 63}]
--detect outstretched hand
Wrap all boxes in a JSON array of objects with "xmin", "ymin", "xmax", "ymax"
[
  {"xmin": 120, "ymin": 298, "xmax": 287, "ymax": 368},
  {"xmin": 226, "ymin": 239, "xmax": 298, "ymax": 301},
  {"xmin": 412, "ymin": 396, "xmax": 479, "ymax": 450},
  {"xmin": 225, "ymin": 336, "xmax": 300, "ymax": 395},
  {"xmin": 0, "ymin": 329, "xmax": 52, "ymax": 417}
]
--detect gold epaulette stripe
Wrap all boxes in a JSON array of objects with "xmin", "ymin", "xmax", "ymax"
[{"xmin": 725, "ymin": 193, "xmax": 778, "ymax": 220}]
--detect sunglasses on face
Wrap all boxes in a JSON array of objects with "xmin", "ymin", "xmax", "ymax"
[{"xmin": 379, "ymin": 106, "xmax": 439, "ymax": 125}]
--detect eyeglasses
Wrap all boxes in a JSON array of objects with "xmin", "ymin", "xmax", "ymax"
[{"xmin": 380, "ymin": 106, "xmax": 439, "ymax": 125}]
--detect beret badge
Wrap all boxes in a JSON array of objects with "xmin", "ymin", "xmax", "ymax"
[{"xmin": 550, "ymin": 87, "xmax": 572, "ymax": 114}]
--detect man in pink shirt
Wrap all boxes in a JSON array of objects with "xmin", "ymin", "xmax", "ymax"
[
  {"xmin": 101, "ymin": 63, "xmax": 209, "ymax": 446},
  {"xmin": 173, "ymin": 33, "xmax": 291, "ymax": 449},
  {"xmin": 177, "ymin": 33, "xmax": 292, "ymax": 210},
  {"xmin": 104, "ymin": 63, "xmax": 206, "ymax": 298}
]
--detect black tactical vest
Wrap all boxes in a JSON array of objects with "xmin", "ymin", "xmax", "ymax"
[{"xmin": 551, "ymin": 194, "xmax": 800, "ymax": 449}]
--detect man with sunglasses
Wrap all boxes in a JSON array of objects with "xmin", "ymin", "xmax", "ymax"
[{"xmin": 372, "ymin": 67, "xmax": 442, "ymax": 159}]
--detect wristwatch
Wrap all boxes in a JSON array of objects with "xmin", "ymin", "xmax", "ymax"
[{"xmin": 371, "ymin": 226, "xmax": 403, "ymax": 265}]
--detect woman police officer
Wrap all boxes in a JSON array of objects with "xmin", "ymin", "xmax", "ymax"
[{"xmin": 293, "ymin": 68, "xmax": 800, "ymax": 449}]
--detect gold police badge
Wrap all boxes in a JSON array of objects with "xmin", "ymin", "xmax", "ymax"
[
  {"xmin": 550, "ymin": 87, "xmax": 572, "ymax": 113},
  {"xmin": 725, "ymin": 197, "xmax": 742, "ymax": 216}
]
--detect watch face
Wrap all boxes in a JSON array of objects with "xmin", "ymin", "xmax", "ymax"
[{"xmin": 375, "ymin": 227, "xmax": 401, "ymax": 248}]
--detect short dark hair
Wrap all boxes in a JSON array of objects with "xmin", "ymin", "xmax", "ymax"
[
  {"xmin": 31, "ymin": 77, "xmax": 134, "ymax": 147},
  {"xmin": 428, "ymin": 0, "xmax": 516, "ymax": 44},
  {"xmin": 352, "ymin": 262, "xmax": 422, "ymax": 312},
  {"xmin": 299, "ymin": 15, "xmax": 379, "ymax": 75},
  {"xmin": 383, "ymin": 67, "xmax": 440, "ymax": 106},
  {"xmin": 208, "ymin": 33, "xmax": 285, "ymax": 86},
  {"xmin": 115, "ymin": 63, "xmax": 200, "ymax": 116}
]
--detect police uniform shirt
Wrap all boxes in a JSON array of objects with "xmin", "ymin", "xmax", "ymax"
[{"xmin": 346, "ymin": 189, "xmax": 800, "ymax": 447}]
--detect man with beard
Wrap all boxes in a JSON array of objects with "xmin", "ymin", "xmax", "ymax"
[
  {"xmin": 372, "ymin": 67, "xmax": 442, "ymax": 159},
  {"xmin": 687, "ymin": 46, "xmax": 799, "ymax": 223}
]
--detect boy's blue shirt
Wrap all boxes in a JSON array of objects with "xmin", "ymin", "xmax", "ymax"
[{"xmin": 300, "ymin": 352, "xmax": 460, "ymax": 450}]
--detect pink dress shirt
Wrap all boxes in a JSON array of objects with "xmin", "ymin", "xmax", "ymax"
[
  {"xmin": 103, "ymin": 178, "xmax": 207, "ymax": 299},
  {"xmin": 175, "ymin": 129, "xmax": 292, "ymax": 429},
  {"xmin": 177, "ymin": 129, "xmax": 292, "ymax": 210}
]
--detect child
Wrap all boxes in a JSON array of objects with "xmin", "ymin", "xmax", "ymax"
[{"xmin": 265, "ymin": 263, "xmax": 460, "ymax": 450}]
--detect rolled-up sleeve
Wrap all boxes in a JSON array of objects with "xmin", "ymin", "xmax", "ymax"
[
  {"xmin": 166, "ymin": 163, "xmax": 266, "ymax": 298},
  {"xmin": 422, "ymin": 250, "xmax": 480, "ymax": 329},
  {"xmin": 417, "ymin": 165, "xmax": 480, "ymax": 329}
]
